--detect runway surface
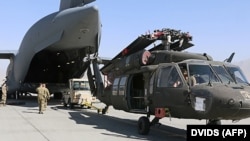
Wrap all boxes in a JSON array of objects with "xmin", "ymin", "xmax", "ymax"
[{"xmin": 0, "ymin": 96, "xmax": 249, "ymax": 141}]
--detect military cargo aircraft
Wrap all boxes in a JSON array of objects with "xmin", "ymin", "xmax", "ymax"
[
  {"xmin": 0, "ymin": 0, "xmax": 100, "ymax": 98},
  {"xmin": 87, "ymin": 28, "xmax": 250, "ymax": 135}
]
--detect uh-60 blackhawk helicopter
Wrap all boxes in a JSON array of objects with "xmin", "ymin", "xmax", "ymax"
[{"xmin": 86, "ymin": 28, "xmax": 250, "ymax": 135}]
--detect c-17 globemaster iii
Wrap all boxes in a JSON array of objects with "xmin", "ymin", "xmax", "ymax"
[
  {"xmin": 0, "ymin": 0, "xmax": 100, "ymax": 99},
  {"xmin": 87, "ymin": 28, "xmax": 250, "ymax": 135}
]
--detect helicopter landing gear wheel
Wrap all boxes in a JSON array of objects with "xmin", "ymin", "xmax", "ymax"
[
  {"xmin": 207, "ymin": 119, "xmax": 221, "ymax": 125},
  {"xmin": 138, "ymin": 116, "xmax": 150, "ymax": 135}
]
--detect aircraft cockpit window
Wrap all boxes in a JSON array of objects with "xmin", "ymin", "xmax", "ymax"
[
  {"xmin": 189, "ymin": 64, "xmax": 220, "ymax": 84},
  {"xmin": 157, "ymin": 66, "xmax": 183, "ymax": 88},
  {"xmin": 212, "ymin": 65, "xmax": 235, "ymax": 84},
  {"xmin": 226, "ymin": 66, "xmax": 249, "ymax": 85}
]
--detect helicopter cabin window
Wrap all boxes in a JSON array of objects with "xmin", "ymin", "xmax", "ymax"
[
  {"xmin": 189, "ymin": 64, "xmax": 220, "ymax": 84},
  {"xmin": 112, "ymin": 77, "xmax": 127, "ymax": 96},
  {"xmin": 112, "ymin": 78, "xmax": 119, "ymax": 95},
  {"xmin": 118, "ymin": 76, "xmax": 127, "ymax": 96},
  {"xmin": 157, "ymin": 66, "xmax": 183, "ymax": 88},
  {"xmin": 149, "ymin": 72, "xmax": 155, "ymax": 94}
]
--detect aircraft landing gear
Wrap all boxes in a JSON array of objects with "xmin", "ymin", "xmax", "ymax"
[
  {"xmin": 137, "ymin": 116, "xmax": 161, "ymax": 135},
  {"xmin": 137, "ymin": 107, "xmax": 168, "ymax": 135},
  {"xmin": 138, "ymin": 116, "xmax": 150, "ymax": 135}
]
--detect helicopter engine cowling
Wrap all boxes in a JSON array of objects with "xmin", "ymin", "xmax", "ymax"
[{"xmin": 115, "ymin": 50, "xmax": 151, "ymax": 73}]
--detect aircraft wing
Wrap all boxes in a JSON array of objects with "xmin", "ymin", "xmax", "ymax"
[{"xmin": 0, "ymin": 50, "xmax": 17, "ymax": 59}]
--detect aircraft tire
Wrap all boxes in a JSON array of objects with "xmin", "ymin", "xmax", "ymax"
[
  {"xmin": 138, "ymin": 116, "xmax": 150, "ymax": 135},
  {"xmin": 63, "ymin": 102, "xmax": 67, "ymax": 107},
  {"xmin": 87, "ymin": 103, "xmax": 92, "ymax": 109},
  {"xmin": 63, "ymin": 98, "xmax": 70, "ymax": 108},
  {"xmin": 102, "ymin": 108, "xmax": 107, "ymax": 115},
  {"xmin": 70, "ymin": 102, "xmax": 74, "ymax": 109},
  {"xmin": 63, "ymin": 100, "xmax": 68, "ymax": 107}
]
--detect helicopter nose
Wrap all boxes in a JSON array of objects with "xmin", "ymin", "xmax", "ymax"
[
  {"xmin": 234, "ymin": 99, "xmax": 250, "ymax": 119},
  {"xmin": 226, "ymin": 98, "xmax": 241, "ymax": 107},
  {"xmin": 239, "ymin": 90, "xmax": 250, "ymax": 108},
  {"xmin": 226, "ymin": 90, "xmax": 250, "ymax": 119}
]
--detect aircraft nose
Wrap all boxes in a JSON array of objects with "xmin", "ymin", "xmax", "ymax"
[
  {"xmin": 234, "ymin": 99, "xmax": 250, "ymax": 119},
  {"xmin": 225, "ymin": 90, "xmax": 250, "ymax": 119},
  {"xmin": 222, "ymin": 90, "xmax": 250, "ymax": 109},
  {"xmin": 238, "ymin": 90, "xmax": 250, "ymax": 107}
]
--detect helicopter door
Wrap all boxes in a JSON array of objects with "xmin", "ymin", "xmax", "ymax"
[
  {"xmin": 111, "ymin": 76, "xmax": 130, "ymax": 111},
  {"xmin": 127, "ymin": 73, "xmax": 146, "ymax": 112},
  {"xmin": 153, "ymin": 64, "xmax": 189, "ymax": 109}
]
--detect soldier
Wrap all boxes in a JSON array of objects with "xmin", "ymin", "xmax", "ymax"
[
  {"xmin": 42, "ymin": 83, "xmax": 50, "ymax": 109},
  {"xmin": 1, "ymin": 82, "xmax": 7, "ymax": 106},
  {"xmin": 181, "ymin": 68, "xmax": 196, "ymax": 86},
  {"xmin": 36, "ymin": 83, "xmax": 46, "ymax": 114}
]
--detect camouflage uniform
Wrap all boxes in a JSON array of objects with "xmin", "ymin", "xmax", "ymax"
[
  {"xmin": 36, "ymin": 84, "xmax": 46, "ymax": 114},
  {"xmin": 43, "ymin": 84, "xmax": 50, "ymax": 109},
  {"xmin": 1, "ymin": 83, "xmax": 7, "ymax": 106}
]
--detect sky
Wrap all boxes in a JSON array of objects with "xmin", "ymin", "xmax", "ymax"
[{"xmin": 0, "ymin": 0, "xmax": 250, "ymax": 82}]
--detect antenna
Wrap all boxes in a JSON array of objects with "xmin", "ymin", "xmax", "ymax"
[{"xmin": 224, "ymin": 52, "xmax": 235, "ymax": 63}]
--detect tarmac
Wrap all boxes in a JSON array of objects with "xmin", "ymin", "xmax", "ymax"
[{"xmin": 1, "ymin": 96, "xmax": 250, "ymax": 141}]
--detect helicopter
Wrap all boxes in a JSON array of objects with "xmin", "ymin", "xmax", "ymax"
[{"xmin": 86, "ymin": 28, "xmax": 250, "ymax": 135}]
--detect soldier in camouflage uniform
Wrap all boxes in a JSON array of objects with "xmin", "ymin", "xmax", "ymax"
[
  {"xmin": 42, "ymin": 84, "xmax": 50, "ymax": 110},
  {"xmin": 1, "ymin": 82, "xmax": 7, "ymax": 106},
  {"xmin": 36, "ymin": 83, "xmax": 46, "ymax": 114}
]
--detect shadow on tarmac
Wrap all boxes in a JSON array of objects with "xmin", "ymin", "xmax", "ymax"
[
  {"xmin": 56, "ymin": 105, "xmax": 187, "ymax": 141},
  {"xmin": 5, "ymin": 95, "xmax": 186, "ymax": 141}
]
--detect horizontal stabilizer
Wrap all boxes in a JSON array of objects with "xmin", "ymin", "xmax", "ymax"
[
  {"xmin": 0, "ymin": 50, "xmax": 17, "ymax": 59},
  {"xmin": 60, "ymin": 0, "xmax": 95, "ymax": 11}
]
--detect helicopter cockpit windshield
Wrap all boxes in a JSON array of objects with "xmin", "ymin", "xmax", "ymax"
[
  {"xmin": 159, "ymin": 61, "xmax": 249, "ymax": 88},
  {"xmin": 226, "ymin": 65, "xmax": 249, "ymax": 85},
  {"xmin": 188, "ymin": 64, "xmax": 220, "ymax": 85},
  {"xmin": 211, "ymin": 65, "xmax": 236, "ymax": 84},
  {"xmin": 181, "ymin": 60, "xmax": 249, "ymax": 86}
]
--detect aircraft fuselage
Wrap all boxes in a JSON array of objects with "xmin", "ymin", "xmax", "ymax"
[
  {"xmin": 6, "ymin": 5, "xmax": 101, "ymax": 95},
  {"xmin": 97, "ymin": 51, "xmax": 250, "ymax": 121}
]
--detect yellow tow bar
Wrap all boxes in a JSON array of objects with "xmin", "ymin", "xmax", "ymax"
[{"xmin": 81, "ymin": 101, "xmax": 105, "ymax": 114}]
